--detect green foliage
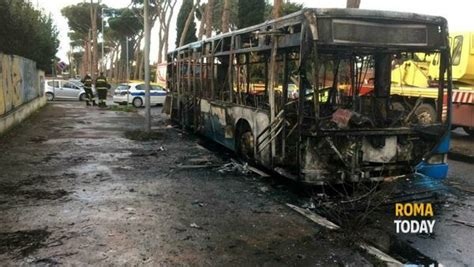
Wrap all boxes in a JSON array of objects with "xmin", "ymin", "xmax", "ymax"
[
  {"xmin": 61, "ymin": 3, "xmax": 103, "ymax": 38},
  {"xmin": 264, "ymin": 1, "xmax": 304, "ymax": 20},
  {"xmin": 0, "ymin": 0, "xmax": 59, "ymax": 70},
  {"xmin": 198, "ymin": 0, "xmax": 238, "ymax": 34},
  {"xmin": 237, "ymin": 0, "xmax": 265, "ymax": 28},
  {"xmin": 176, "ymin": 0, "xmax": 197, "ymax": 46},
  {"xmin": 108, "ymin": 9, "xmax": 142, "ymax": 38},
  {"xmin": 281, "ymin": 2, "xmax": 304, "ymax": 16}
]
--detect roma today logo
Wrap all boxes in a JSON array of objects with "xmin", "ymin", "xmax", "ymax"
[{"xmin": 394, "ymin": 203, "xmax": 435, "ymax": 234}]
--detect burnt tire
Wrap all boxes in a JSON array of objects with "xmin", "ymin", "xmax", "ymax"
[
  {"xmin": 463, "ymin": 127, "xmax": 474, "ymax": 137},
  {"xmin": 236, "ymin": 123, "xmax": 255, "ymax": 162},
  {"xmin": 415, "ymin": 103, "xmax": 437, "ymax": 125}
]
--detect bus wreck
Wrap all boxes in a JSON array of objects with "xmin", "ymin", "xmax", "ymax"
[{"xmin": 166, "ymin": 8, "xmax": 452, "ymax": 185}]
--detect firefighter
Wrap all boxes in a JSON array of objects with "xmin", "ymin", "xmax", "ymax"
[
  {"xmin": 94, "ymin": 72, "xmax": 110, "ymax": 108},
  {"xmin": 81, "ymin": 74, "xmax": 96, "ymax": 106}
]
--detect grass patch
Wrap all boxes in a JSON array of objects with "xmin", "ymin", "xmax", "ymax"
[{"xmin": 124, "ymin": 129, "xmax": 163, "ymax": 141}]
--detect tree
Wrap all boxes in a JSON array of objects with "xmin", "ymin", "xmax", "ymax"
[
  {"xmin": 265, "ymin": 1, "xmax": 303, "ymax": 20},
  {"xmin": 90, "ymin": 0, "xmax": 99, "ymax": 77},
  {"xmin": 221, "ymin": 0, "xmax": 231, "ymax": 33},
  {"xmin": 346, "ymin": 0, "xmax": 361, "ymax": 8},
  {"xmin": 180, "ymin": 0, "xmax": 200, "ymax": 46},
  {"xmin": 237, "ymin": 0, "xmax": 265, "ymax": 28},
  {"xmin": 108, "ymin": 8, "xmax": 143, "ymax": 81},
  {"xmin": 196, "ymin": 0, "xmax": 237, "ymax": 37},
  {"xmin": 154, "ymin": 0, "xmax": 178, "ymax": 63},
  {"xmin": 272, "ymin": 0, "xmax": 282, "ymax": 18},
  {"xmin": 176, "ymin": 0, "xmax": 197, "ymax": 46},
  {"xmin": 62, "ymin": 2, "xmax": 103, "ymax": 75},
  {"xmin": 204, "ymin": 0, "xmax": 214, "ymax": 38},
  {"xmin": 0, "ymin": 0, "xmax": 59, "ymax": 71}
]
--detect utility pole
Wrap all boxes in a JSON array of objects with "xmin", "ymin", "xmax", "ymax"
[
  {"xmin": 144, "ymin": 0, "xmax": 151, "ymax": 132},
  {"xmin": 126, "ymin": 37, "xmax": 130, "ymax": 107}
]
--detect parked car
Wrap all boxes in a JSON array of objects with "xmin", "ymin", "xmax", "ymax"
[
  {"xmin": 44, "ymin": 79, "xmax": 93, "ymax": 101},
  {"xmin": 113, "ymin": 82, "xmax": 167, "ymax": 107}
]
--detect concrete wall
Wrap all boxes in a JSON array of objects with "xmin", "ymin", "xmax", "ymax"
[{"xmin": 0, "ymin": 53, "xmax": 46, "ymax": 135}]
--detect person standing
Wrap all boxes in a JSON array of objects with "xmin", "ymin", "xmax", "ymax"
[
  {"xmin": 94, "ymin": 72, "xmax": 110, "ymax": 108},
  {"xmin": 81, "ymin": 74, "xmax": 96, "ymax": 106}
]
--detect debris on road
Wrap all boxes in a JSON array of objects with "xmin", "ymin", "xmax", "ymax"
[
  {"xmin": 189, "ymin": 223, "xmax": 201, "ymax": 229},
  {"xmin": 259, "ymin": 186, "xmax": 269, "ymax": 193},
  {"xmin": 247, "ymin": 166, "xmax": 271, "ymax": 177},
  {"xmin": 449, "ymin": 219, "xmax": 474, "ymax": 228},
  {"xmin": 216, "ymin": 160, "xmax": 249, "ymax": 175},
  {"xmin": 286, "ymin": 203, "xmax": 340, "ymax": 230},
  {"xmin": 287, "ymin": 203, "xmax": 406, "ymax": 266},
  {"xmin": 192, "ymin": 200, "xmax": 205, "ymax": 207},
  {"xmin": 358, "ymin": 243, "xmax": 403, "ymax": 266}
]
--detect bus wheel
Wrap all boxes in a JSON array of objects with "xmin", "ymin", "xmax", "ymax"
[
  {"xmin": 237, "ymin": 125, "xmax": 255, "ymax": 161},
  {"xmin": 463, "ymin": 127, "xmax": 474, "ymax": 137},
  {"xmin": 415, "ymin": 103, "xmax": 437, "ymax": 124}
]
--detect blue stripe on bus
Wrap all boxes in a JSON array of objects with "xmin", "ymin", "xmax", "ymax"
[{"xmin": 130, "ymin": 92, "xmax": 166, "ymax": 96}]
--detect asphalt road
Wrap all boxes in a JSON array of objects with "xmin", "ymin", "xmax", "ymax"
[
  {"xmin": 0, "ymin": 101, "xmax": 369, "ymax": 265},
  {"xmin": 0, "ymin": 100, "xmax": 472, "ymax": 265}
]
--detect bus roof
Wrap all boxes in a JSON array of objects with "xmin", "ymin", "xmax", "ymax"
[{"xmin": 169, "ymin": 8, "xmax": 448, "ymax": 54}]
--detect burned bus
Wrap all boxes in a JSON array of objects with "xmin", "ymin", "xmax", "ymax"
[{"xmin": 165, "ymin": 8, "xmax": 452, "ymax": 185}]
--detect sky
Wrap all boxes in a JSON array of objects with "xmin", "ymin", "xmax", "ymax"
[{"xmin": 36, "ymin": 0, "xmax": 474, "ymax": 64}]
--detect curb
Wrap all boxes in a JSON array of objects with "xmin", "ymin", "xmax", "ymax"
[{"xmin": 448, "ymin": 151, "xmax": 474, "ymax": 164}]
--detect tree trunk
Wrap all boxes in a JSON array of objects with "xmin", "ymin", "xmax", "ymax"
[
  {"xmin": 346, "ymin": 0, "xmax": 361, "ymax": 8},
  {"xmin": 139, "ymin": 53, "xmax": 144, "ymax": 80},
  {"xmin": 114, "ymin": 46, "xmax": 120, "ymax": 82},
  {"xmin": 154, "ymin": 0, "xmax": 178, "ymax": 82},
  {"xmin": 109, "ymin": 47, "xmax": 115, "ymax": 80},
  {"xmin": 204, "ymin": 0, "xmax": 213, "ymax": 38},
  {"xmin": 90, "ymin": 0, "xmax": 98, "ymax": 79},
  {"xmin": 221, "ymin": 0, "xmax": 230, "ymax": 33},
  {"xmin": 198, "ymin": 4, "xmax": 206, "ymax": 40},
  {"xmin": 272, "ymin": 0, "xmax": 282, "ymax": 18},
  {"xmin": 180, "ymin": 0, "xmax": 198, "ymax": 47},
  {"xmin": 85, "ymin": 39, "xmax": 89, "ymax": 76},
  {"xmin": 134, "ymin": 35, "xmax": 142, "ymax": 80}
]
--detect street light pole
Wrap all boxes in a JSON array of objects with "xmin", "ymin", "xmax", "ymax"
[
  {"xmin": 144, "ymin": 0, "xmax": 151, "ymax": 132},
  {"xmin": 126, "ymin": 37, "xmax": 130, "ymax": 107}
]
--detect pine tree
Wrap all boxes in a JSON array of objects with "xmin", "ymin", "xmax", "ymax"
[
  {"xmin": 176, "ymin": 0, "xmax": 197, "ymax": 46},
  {"xmin": 237, "ymin": 0, "xmax": 265, "ymax": 29}
]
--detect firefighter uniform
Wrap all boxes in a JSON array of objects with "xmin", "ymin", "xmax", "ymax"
[
  {"xmin": 81, "ymin": 74, "xmax": 96, "ymax": 106},
  {"xmin": 94, "ymin": 73, "xmax": 110, "ymax": 107}
]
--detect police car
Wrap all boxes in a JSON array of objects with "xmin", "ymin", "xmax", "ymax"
[{"xmin": 113, "ymin": 82, "xmax": 167, "ymax": 107}]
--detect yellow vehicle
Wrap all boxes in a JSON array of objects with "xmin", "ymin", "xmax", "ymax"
[{"xmin": 391, "ymin": 32, "xmax": 474, "ymax": 135}]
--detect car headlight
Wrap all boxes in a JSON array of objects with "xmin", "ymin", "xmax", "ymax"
[{"xmin": 426, "ymin": 154, "xmax": 447, "ymax": 164}]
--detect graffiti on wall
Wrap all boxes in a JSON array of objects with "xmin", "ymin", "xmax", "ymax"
[{"xmin": 0, "ymin": 53, "xmax": 43, "ymax": 116}]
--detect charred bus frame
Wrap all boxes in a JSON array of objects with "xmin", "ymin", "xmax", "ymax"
[{"xmin": 166, "ymin": 8, "xmax": 452, "ymax": 184}]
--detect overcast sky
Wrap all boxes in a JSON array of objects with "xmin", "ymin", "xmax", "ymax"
[{"xmin": 37, "ymin": 0, "xmax": 474, "ymax": 63}]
